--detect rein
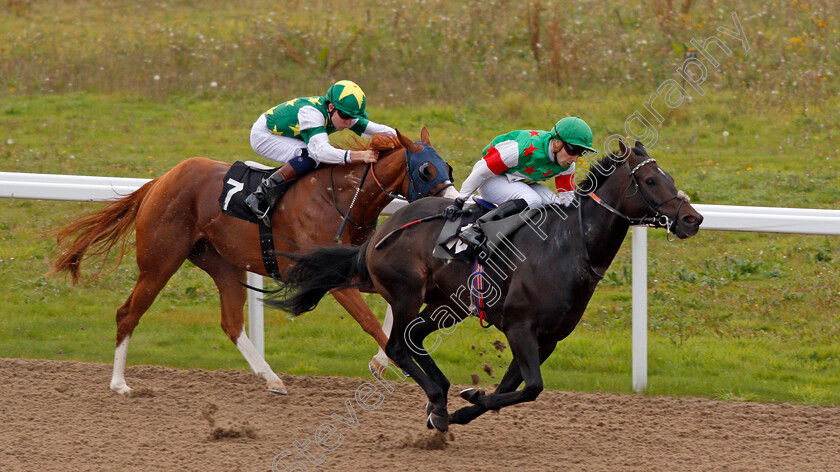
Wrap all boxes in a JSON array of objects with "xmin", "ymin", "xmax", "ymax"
[
  {"xmin": 328, "ymin": 145, "xmax": 452, "ymax": 232},
  {"xmin": 370, "ymin": 150, "xmax": 408, "ymax": 201},
  {"xmin": 329, "ymin": 166, "xmax": 378, "ymax": 230}
]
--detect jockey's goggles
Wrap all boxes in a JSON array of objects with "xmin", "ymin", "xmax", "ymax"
[{"xmin": 563, "ymin": 142, "xmax": 586, "ymax": 156}]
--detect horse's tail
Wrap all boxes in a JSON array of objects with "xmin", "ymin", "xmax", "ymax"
[
  {"xmin": 47, "ymin": 180, "xmax": 156, "ymax": 284},
  {"xmin": 265, "ymin": 241, "xmax": 371, "ymax": 316}
]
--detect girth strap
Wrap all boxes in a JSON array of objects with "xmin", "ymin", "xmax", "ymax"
[{"xmin": 258, "ymin": 220, "xmax": 282, "ymax": 280}]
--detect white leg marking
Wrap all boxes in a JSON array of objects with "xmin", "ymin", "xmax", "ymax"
[
  {"xmin": 371, "ymin": 304, "xmax": 394, "ymax": 373},
  {"xmin": 235, "ymin": 331, "xmax": 286, "ymax": 393},
  {"xmin": 110, "ymin": 336, "xmax": 132, "ymax": 394}
]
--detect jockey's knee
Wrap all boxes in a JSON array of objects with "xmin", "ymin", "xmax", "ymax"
[
  {"xmin": 289, "ymin": 152, "xmax": 317, "ymax": 175},
  {"xmin": 522, "ymin": 195, "xmax": 545, "ymax": 208}
]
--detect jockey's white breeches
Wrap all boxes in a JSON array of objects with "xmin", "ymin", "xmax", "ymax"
[
  {"xmin": 476, "ymin": 175, "xmax": 573, "ymax": 208},
  {"xmin": 249, "ymin": 114, "xmax": 307, "ymax": 164}
]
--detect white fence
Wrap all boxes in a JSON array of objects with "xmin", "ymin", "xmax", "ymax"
[{"xmin": 3, "ymin": 171, "xmax": 840, "ymax": 392}]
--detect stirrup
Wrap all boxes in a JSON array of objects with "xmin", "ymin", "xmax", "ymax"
[{"xmin": 245, "ymin": 194, "xmax": 271, "ymax": 226}]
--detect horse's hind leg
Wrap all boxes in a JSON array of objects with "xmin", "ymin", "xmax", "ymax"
[
  {"xmin": 385, "ymin": 297, "xmax": 453, "ymax": 432},
  {"xmin": 451, "ymin": 341, "xmax": 557, "ymax": 425},
  {"xmin": 402, "ymin": 302, "xmax": 456, "ymax": 431},
  {"xmin": 330, "ymin": 288, "xmax": 391, "ymax": 375},
  {"xmin": 188, "ymin": 240, "xmax": 286, "ymax": 394},
  {"xmin": 110, "ymin": 263, "xmax": 185, "ymax": 393},
  {"xmin": 459, "ymin": 327, "xmax": 551, "ymax": 414}
]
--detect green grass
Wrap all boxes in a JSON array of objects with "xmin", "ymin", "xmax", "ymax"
[{"xmin": 1, "ymin": 1, "xmax": 839, "ymax": 406}]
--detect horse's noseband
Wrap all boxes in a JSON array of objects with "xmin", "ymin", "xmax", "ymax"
[{"xmin": 627, "ymin": 158, "xmax": 685, "ymax": 234}]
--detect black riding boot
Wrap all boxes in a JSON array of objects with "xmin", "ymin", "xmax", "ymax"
[
  {"xmin": 457, "ymin": 199, "xmax": 529, "ymax": 250},
  {"xmin": 245, "ymin": 164, "xmax": 299, "ymax": 225}
]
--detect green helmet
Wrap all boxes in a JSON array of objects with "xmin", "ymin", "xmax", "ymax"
[
  {"xmin": 326, "ymin": 80, "xmax": 368, "ymax": 119},
  {"xmin": 551, "ymin": 116, "xmax": 595, "ymax": 152}
]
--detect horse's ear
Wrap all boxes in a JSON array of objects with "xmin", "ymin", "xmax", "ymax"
[
  {"xmin": 420, "ymin": 126, "xmax": 431, "ymax": 145},
  {"xmin": 618, "ymin": 139, "xmax": 631, "ymax": 160},
  {"xmin": 634, "ymin": 140, "xmax": 647, "ymax": 154},
  {"xmin": 396, "ymin": 128, "xmax": 423, "ymax": 153}
]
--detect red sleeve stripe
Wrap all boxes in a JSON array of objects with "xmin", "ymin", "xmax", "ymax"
[
  {"xmin": 483, "ymin": 146, "xmax": 509, "ymax": 174},
  {"xmin": 555, "ymin": 174, "xmax": 575, "ymax": 192}
]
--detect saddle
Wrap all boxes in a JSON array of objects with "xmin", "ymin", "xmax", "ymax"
[
  {"xmin": 218, "ymin": 161, "xmax": 294, "ymax": 280},
  {"xmin": 218, "ymin": 161, "xmax": 294, "ymax": 225},
  {"xmin": 432, "ymin": 198, "xmax": 533, "ymax": 263}
]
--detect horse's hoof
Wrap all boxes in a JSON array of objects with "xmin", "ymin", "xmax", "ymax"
[
  {"xmin": 369, "ymin": 354, "xmax": 389, "ymax": 378},
  {"xmin": 267, "ymin": 380, "xmax": 288, "ymax": 395},
  {"xmin": 426, "ymin": 412, "xmax": 449, "ymax": 433},
  {"xmin": 459, "ymin": 388, "xmax": 485, "ymax": 404},
  {"xmin": 110, "ymin": 383, "xmax": 132, "ymax": 395}
]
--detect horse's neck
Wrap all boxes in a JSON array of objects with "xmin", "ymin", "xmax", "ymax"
[
  {"xmin": 578, "ymin": 183, "xmax": 632, "ymax": 276},
  {"xmin": 334, "ymin": 148, "xmax": 405, "ymax": 221},
  {"xmin": 367, "ymin": 148, "xmax": 407, "ymax": 202}
]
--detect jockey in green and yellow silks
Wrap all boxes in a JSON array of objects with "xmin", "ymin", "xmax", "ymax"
[{"xmin": 245, "ymin": 80, "xmax": 396, "ymax": 224}]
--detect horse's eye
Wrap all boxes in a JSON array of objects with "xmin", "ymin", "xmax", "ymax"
[
  {"xmin": 418, "ymin": 163, "xmax": 434, "ymax": 182},
  {"xmin": 645, "ymin": 177, "xmax": 656, "ymax": 185}
]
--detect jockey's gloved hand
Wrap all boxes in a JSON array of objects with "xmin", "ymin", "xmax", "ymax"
[{"xmin": 443, "ymin": 197, "xmax": 466, "ymax": 221}]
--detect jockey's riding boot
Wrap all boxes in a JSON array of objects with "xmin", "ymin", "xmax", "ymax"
[
  {"xmin": 245, "ymin": 164, "xmax": 299, "ymax": 226},
  {"xmin": 456, "ymin": 199, "xmax": 528, "ymax": 251},
  {"xmin": 458, "ymin": 224, "xmax": 486, "ymax": 249}
]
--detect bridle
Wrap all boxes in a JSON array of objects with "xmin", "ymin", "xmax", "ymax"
[
  {"xmin": 579, "ymin": 156, "xmax": 687, "ymax": 278},
  {"xmin": 587, "ymin": 158, "xmax": 685, "ymax": 234},
  {"xmin": 370, "ymin": 147, "xmax": 454, "ymax": 201}
]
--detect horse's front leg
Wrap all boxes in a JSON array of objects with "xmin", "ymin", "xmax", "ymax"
[
  {"xmin": 330, "ymin": 288, "xmax": 390, "ymax": 375},
  {"xmin": 460, "ymin": 324, "xmax": 544, "ymax": 412}
]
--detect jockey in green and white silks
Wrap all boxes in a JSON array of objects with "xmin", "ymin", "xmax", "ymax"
[
  {"xmin": 250, "ymin": 80, "xmax": 395, "ymax": 166},
  {"xmin": 456, "ymin": 117, "xmax": 596, "ymax": 208},
  {"xmin": 246, "ymin": 80, "xmax": 396, "ymax": 224}
]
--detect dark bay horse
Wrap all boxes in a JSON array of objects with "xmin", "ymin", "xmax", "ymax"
[
  {"xmin": 49, "ymin": 129, "xmax": 457, "ymax": 394},
  {"xmin": 268, "ymin": 140, "xmax": 702, "ymax": 430}
]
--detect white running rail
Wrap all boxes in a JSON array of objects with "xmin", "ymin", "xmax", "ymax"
[{"xmin": 3, "ymin": 172, "xmax": 840, "ymax": 390}]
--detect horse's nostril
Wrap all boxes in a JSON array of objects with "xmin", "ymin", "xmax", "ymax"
[{"xmin": 682, "ymin": 214, "xmax": 702, "ymax": 225}]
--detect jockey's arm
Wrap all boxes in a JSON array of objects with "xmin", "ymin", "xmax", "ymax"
[
  {"xmin": 457, "ymin": 159, "xmax": 495, "ymax": 200},
  {"xmin": 306, "ymin": 133, "xmax": 375, "ymax": 164},
  {"xmin": 458, "ymin": 140, "xmax": 521, "ymax": 200},
  {"xmin": 299, "ymin": 107, "xmax": 376, "ymax": 164},
  {"xmin": 358, "ymin": 120, "xmax": 396, "ymax": 138},
  {"xmin": 553, "ymin": 165, "xmax": 576, "ymax": 205}
]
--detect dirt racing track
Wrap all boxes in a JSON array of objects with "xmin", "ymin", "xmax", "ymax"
[{"xmin": 1, "ymin": 358, "xmax": 839, "ymax": 472}]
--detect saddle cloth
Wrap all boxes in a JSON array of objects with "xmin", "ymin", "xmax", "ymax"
[
  {"xmin": 432, "ymin": 199, "xmax": 534, "ymax": 263},
  {"xmin": 218, "ymin": 161, "xmax": 292, "ymax": 224}
]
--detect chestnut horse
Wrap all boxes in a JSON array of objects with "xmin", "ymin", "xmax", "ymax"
[
  {"xmin": 267, "ymin": 141, "xmax": 703, "ymax": 430},
  {"xmin": 49, "ymin": 129, "xmax": 457, "ymax": 394}
]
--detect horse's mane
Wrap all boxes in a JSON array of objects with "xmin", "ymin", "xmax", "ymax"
[
  {"xmin": 576, "ymin": 147, "xmax": 644, "ymax": 194},
  {"xmin": 345, "ymin": 133, "xmax": 401, "ymax": 152}
]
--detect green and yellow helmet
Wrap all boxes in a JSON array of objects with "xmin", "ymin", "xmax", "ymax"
[
  {"xmin": 326, "ymin": 80, "xmax": 368, "ymax": 119},
  {"xmin": 551, "ymin": 116, "xmax": 596, "ymax": 152}
]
